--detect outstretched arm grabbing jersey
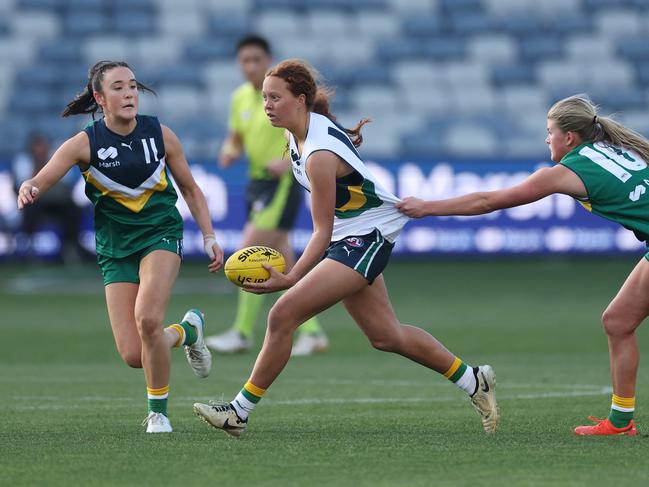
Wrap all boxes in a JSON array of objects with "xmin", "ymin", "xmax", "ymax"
[{"xmin": 396, "ymin": 165, "xmax": 586, "ymax": 218}]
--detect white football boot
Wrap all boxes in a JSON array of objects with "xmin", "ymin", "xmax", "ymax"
[
  {"xmin": 182, "ymin": 309, "xmax": 211, "ymax": 378},
  {"xmin": 205, "ymin": 328, "xmax": 253, "ymax": 353},
  {"xmin": 193, "ymin": 402, "xmax": 247, "ymax": 438},
  {"xmin": 291, "ymin": 332, "xmax": 330, "ymax": 357},
  {"xmin": 142, "ymin": 412, "xmax": 173, "ymax": 433},
  {"xmin": 470, "ymin": 365, "xmax": 499, "ymax": 434}
]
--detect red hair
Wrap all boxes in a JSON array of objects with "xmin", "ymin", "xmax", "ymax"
[{"xmin": 266, "ymin": 59, "xmax": 370, "ymax": 147}]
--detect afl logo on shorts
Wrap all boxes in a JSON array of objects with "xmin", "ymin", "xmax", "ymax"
[{"xmin": 344, "ymin": 237, "xmax": 364, "ymax": 248}]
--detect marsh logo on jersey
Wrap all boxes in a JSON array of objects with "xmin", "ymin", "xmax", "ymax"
[
  {"xmin": 97, "ymin": 147, "xmax": 118, "ymax": 160},
  {"xmin": 344, "ymin": 237, "xmax": 364, "ymax": 248}
]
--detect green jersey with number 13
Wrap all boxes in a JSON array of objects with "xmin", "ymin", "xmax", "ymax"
[{"xmin": 561, "ymin": 141, "xmax": 649, "ymax": 242}]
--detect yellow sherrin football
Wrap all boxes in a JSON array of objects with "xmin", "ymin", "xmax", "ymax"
[{"xmin": 224, "ymin": 246, "xmax": 286, "ymax": 287}]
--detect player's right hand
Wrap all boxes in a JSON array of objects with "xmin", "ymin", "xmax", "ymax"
[
  {"xmin": 17, "ymin": 183, "xmax": 40, "ymax": 209},
  {"xmin": 395, "ymin": 197, "xmax": 427, "ymax": 218}
]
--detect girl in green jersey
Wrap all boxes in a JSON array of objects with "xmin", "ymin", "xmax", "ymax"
[
  {"xmin": 398, "ymin": 94, "xmax": 649, "ymax": 436},
  {"xmin": 17, "ymin": 61, "xmax": 224, "ymax": 433}
]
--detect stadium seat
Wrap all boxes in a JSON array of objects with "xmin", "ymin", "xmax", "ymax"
[
  {"xmin": 637, "ymin": 64, "xmax": 649, "ymax": 85},
  {"xmin": 184, "ymin": 39, "xmax": 234, "ymax": 63},
  {"xmin": 617, "ymin": 37, "xmax": 649, "ymax": 62},
  {"xmin": 157, "ymin": 87, "xmax": 203, "ymax": 120},
  {"xmin": 11, "ymin": 11, "xmax": 60, "ymax": 38},
  {"xmin": 519, "ymin": 37, "xmax": 563, "ymax": 61},
  {"xmin": 63, "ymin": 12, "xmax": 108, "ymax": 37},
  {"xmin": 351, "ymin": 86, "xmax": 400, "ymax": 114},
  {"xmin": 207, "ymin": 15, "xmax": 251, "ymax": 37},
  {"xmin": 444, "ymin": 123, "xmax": 497, "ymax": 156},
  {"xmin": 387, "ymin": 0, "xmax": 437, "ymax": 12},
  {"xmin": 63, "ymin": 0, "xmax": 103, "ymax": 9},
  {"xmin": 450, "ymin": 86, "xmax": 497, "ymax": 114},
  {"xmin": 112, "ymin": 13, "xmax": 156, "ymax": 36},
  {"xmin": 401, "ymin": 16, "xmax": 443, "ymax": 37},
  {"xmin": 356, "ymin": 12, "xmax": 400, "ymax": 38},
  {"xmin": 440, "ymin": 0, "xmax": 483, "ymax": 11},
  {"xmin": 443, "ymin": 62, "xmax": 489, "ymax": 88},
  {"xmin": 584, "ymin": 0, "xmax": 637, "ymax": 9},
  {"xmin": 15, "ymin": 0, "xmax": 62, "ymax": 11},
  {"xmin": 157, "ymin": 11, "xmax": 206, "ymax": 38},
  {"xmin": 39, "ymin": 39, "xmax": 81, "ymax": 63},
  {"xmin": 15, "ymin": 64, "xmax": 60, "ymax": 88},
  {"xmin": 305, "ymin": 11, "xmax": 350, "ymax": 36},
  {"xmin": 344, "ymin": 65, "xmax": 392, "ymax": 87},
  {"xmin": 133, "ymin": 37, "xmax": 182, "ymax": 67},
  {"xmin": 400, "ymin": 132, "xmax": 446, "ymax": 159},
  {"xmin": 491, "ymin": 64, "xmax": 536, "ymax": 86},
  {"xmin": 537, "ymin": 61, "xmax": 584, "ymax": 89},
  {"xmin": 467, "ymin": 35, "xmax": 517, "ymax": 65},
  {"xmin": 547, "ymin": 14, "xmax": 592, "ymax": 34},
  {"xmin": 500, "ymin": 87, "xmax": 547, "ymax": 115},
  {"xmin": 450, "ymin": 13, "xmax": 493, "ymax": 34},
  {"xmin": 9, "ymin": 88, "xmax": 58, "ymax": 114},
  {"xmin": 83, "ymin": 37, "xmax": 130, "ymax": 64},
  {"xmin": 594, "ymin": 89, "xmax": 646, "ymax": 112},
  {"xmin": 566, "ymin": 36, "xmax": 613, "ymax": 59},
  {"xmin": 401, "ymin": 87, "xmax": 449, "ymax": 114},
  {"xmin": 498, "ymin": 15, "xmax": 545, "ymax": 36},
  {"xmin": 254, "ymin": 11, "xmax": 303, "ymax": 38}
]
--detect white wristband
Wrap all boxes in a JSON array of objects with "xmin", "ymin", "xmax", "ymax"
[{"xmin": 203, "ymin": 233, "xmax": 217, "ymax": 260}]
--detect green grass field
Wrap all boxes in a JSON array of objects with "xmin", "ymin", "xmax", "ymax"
[{"xmin": 1, "ymin": 258, "xmax": 648, "ymax": 487}]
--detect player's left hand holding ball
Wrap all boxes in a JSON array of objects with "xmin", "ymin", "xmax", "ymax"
[
  {"xmin": 203, "ymin": 233, "xmax": 224, "ymax": 273},
  {"xmin": 244, "ymin": 263, "xmax": 294, "ymax": 294},
  {"xmin": 17, "ymin": 183, "xmax": 40, "ymax": 209}
]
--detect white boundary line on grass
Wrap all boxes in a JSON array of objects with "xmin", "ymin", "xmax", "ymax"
[{"xmin": 9, "ymin": 387, "xmax": 613, "ymax": 410}]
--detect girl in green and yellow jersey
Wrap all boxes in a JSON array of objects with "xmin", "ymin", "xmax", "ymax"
[
  {"xmin": 398, "ymin": 94, "xmax": 649, "ymax": 437},
  {"xmin": 17, "ymin": 61, "xmax": 224, "ymax": 433}
]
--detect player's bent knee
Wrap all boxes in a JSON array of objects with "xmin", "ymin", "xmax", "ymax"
[
  {"xmin": 115, "ymin": 343, "xmax": 142, "ymax": 368},
  {"xmin": 267, "ymin": 301, "xmax": 300, "ymax": 335},
  {"xmin": 120, "ymin": 350, "xmax": 143, "ymax": 368},
  {"xmin": 367, "ymin": 333, "xmax": 401, "ymax": 353},
  {"xmin": 135, "ymin": 313, "xmax": 164, "ymax": 339},
  {"xmin": 601, "ymin": 308, "xmax": 639, "ymax": 337}
]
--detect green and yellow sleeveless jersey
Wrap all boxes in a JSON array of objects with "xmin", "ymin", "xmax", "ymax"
[
  {"xmin": 561, "ymin": 141, "xmax": 649, "ymax": 242},
  {"xmin": 82, "ymin": 115, "xmax": 183, "ymax": 258},
  {"xmin": 229, "ymin": 82, "xmax": 287, "ymax": 181}
]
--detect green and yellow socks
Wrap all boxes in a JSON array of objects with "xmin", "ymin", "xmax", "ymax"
[
  {"xmin": 231, "ymin": 381, "xmax": 266, "ymax": 420},
  {"xmin": 167, "ymin": 320, "xmax": 198, "ymax": 347},
  {"xmin": 147, "ymin": 385, "xmax": 169, "ymax": 416},
  {"xmin": 608, "ymin": 394, "xmax": 634, "ymax": 428},
  {"xmin": 444, "ymin": 357, "xmax": 478, "ymax": 396}
]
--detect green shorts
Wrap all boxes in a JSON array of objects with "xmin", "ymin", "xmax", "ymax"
[
  {"xmin": 97, "ymin": 237, "xmax": 183, "ymax": 286},
  {"xmin": 246, "ymin": 176, "xmax": 302, "ymax": 231},
  {"xmin": 323, "ymin": 229, "xmax": 394, "ymax": 284}
]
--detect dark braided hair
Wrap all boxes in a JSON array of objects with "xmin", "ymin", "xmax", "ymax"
[{"xmin": 62, "ymin": 60, "xmax": 156, "ymax": 118}]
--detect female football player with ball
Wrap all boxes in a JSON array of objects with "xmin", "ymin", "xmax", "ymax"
[
  {"xmin": 193, "ymin": 59, "xmax": 499, "ymax": 436},
  {"xmin": 17, "ymin": 60, "xmax": 224, "ymax": 433},
  {"xmin": 397, "ymin": 95, "xmax": 649, "ymax": 437}
]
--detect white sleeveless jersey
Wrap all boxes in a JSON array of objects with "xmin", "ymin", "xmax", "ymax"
[{"xmin": 288, "ymin": 112, "xmax": 409, "ymax": 243}]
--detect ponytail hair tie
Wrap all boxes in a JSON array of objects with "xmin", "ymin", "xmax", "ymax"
[{"xmin": 593, "ymin": 115, "xmax": 598, "ymax": 124}]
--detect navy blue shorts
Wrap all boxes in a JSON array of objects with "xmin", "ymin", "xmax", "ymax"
[{"xmin": 323, "ymin": 229, "xmax": 394, "ymax": 284}]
